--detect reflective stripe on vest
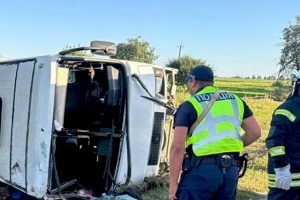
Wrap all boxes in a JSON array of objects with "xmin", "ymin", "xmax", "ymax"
[
  {"xmin": 274, "ymin": 109, "xmax": 296, "ymax": 122},
  {"xmin": 268, "ymin": 172, "xmax": 300, "ymax": 188},
  {"xmin": 186, "ymin": 87, "xmax": 244, "ymax": 156},
  {"xmin": 269, "ymin": 146, "xmax": 285, "ymax": 157}
]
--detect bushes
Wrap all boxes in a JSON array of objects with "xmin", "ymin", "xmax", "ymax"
[
  {"xmin": 269, "ymin": 88, "xmax": 291, "ymax": 101},
  {"xmin": 269, "ymin": 81, "xmax": 292, "ymax": 101}
]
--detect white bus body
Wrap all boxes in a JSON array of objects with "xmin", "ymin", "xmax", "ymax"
[{"xmin": 0, "ymin": 42, "xmax": 177, "ymax": 199}]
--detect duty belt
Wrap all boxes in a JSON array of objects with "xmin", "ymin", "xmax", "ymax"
[
  {"xmin": 190, "ymin": 153, "xmax": 248, "ymax": 178},
  {"xmin": 191, "ymin": 153, "xmax": 240, "ymax": 168}
]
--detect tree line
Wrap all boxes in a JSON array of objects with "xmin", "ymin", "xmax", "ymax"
[
  {"xmin": 110, "ymin": 14, "xmax": 298, "ymax": 85},
  {"xmin": 64, "ymin": 37, "xmax": 209, "ymax": 86},
  {"xmin": 232, "ymin": 75, "xmax": 278, "ymax": 80},
  {"xmin": 11, "ymin": 14, "xmax": 297, "ymax": 86}
]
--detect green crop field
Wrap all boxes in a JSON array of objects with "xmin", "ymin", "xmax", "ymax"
[
  {"xmin": 214, "ymin": 78, "xmax": 276, "ymax": 97},
  {"xmin": 177, "ymin": 77, "xmax": 289, "ymax": 98},
  {"xmin": 140, "ymin": 78, "xmax": 288, "ymax": 200}
]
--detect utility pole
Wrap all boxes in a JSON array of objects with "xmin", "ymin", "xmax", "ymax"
[{"xmin": 177, "ymin": 41, "xmax": 183, "ymax": 60}]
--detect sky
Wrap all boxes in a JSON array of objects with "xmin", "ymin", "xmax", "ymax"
[{"xmin": 0, "ymin": 0, "xmax": 299, "ymax": 77}]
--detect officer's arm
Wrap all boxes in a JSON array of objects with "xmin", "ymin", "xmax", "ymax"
[
  {"xmin": 266, "ymin": 109, "xmax": 294, "ymax": 168},
  {"xmin": 169, "ymin": 127, "xmax": 187, "ymax": 197},
  {"xmin": 241, "ymin": 116, "xmax": 261, "ymax": 147}
]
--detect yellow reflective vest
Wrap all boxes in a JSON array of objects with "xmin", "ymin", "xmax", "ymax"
[{"xmin": 186, "ymin": 86, "xmax": 244, "ymax": 156}]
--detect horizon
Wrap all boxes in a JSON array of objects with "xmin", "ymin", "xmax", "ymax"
[{"xmin": 1, "ymin": 0, "xmax": 300, "ymax": 77}]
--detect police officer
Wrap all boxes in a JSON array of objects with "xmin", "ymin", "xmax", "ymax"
[
  {"xmin": 266, "ymin": 71, "xmax": 300, "ymax": 200},
  {"xmin": 169, "ymin": 65, "xmax": 261, "ymax": 200}
]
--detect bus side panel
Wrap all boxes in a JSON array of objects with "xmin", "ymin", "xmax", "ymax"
[
  {"xmin": 0, "ymin": 64, "xmax": 18, "ymax": 182},
  {"xmin": 117, "ymin": 64, "xmax": 156, "ymax": 184},
  {"xmin": 26, "ymin": 58, "xmax": 56, "ymax": 198},
  {"xmin": 11, "ymin": 62, "xmax": 36, "ymax": 188}
]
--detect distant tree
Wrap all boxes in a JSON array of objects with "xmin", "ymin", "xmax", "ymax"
[
  {"xmin": 257, "ymin": 75, "xmax": 262, "ymax": 79},
  {"xmin": 166, "ymin": 55, "xmax": 209, "ymax": 86},
  {"xmin": 113, "ymin": 36, "xmax": 158, "ymax": 64},
  {"xmin": 252, "ymin": 75, "xmax": 256, "ymax": 79},
  {"xmin": 233, "ymin": 75, "xmax": 242, "ymax": 78},
  {"xmin": 278, "ymin": 15, "xmax": 300, "ymax": 78}
]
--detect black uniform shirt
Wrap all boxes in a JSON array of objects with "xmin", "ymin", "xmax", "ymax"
[
  {"xmin": 174, "ymin": 89, "xmax": 253, "ymax": 128},
  {"xmin": 266, "ymin": 95, "xmax": 300, "ymax": 170}
]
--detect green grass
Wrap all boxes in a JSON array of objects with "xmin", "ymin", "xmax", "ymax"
[{"xmin": 140, "ymin": 78, "xmax": 285, "ymax": 200}]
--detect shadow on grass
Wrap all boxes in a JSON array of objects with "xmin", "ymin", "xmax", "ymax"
[{"xmin": 237, "ymin": 189, "xmax": 267, "ymax": 200}]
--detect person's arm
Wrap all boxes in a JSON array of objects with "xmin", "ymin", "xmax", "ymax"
[
  {"xmin": 265, "ymin": 106, "xmax": 295, "ymax": 190},
  {"xmin": 241, "ymin": 116, "xmax": 261, "ymax": 147},
  {"xmin": 265, "ymin": 107, "xmax": 294, "ymax": 168},
  {"xmin": 169, "ymin": 101, "xmax": 197, "ymax": 200},
  {"xmin": 169, "ymin": 126, "xmax": 188, "ymax": 200}
]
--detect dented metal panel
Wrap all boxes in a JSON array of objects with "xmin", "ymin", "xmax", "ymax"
[
  {"xmin": 11, "ymin": 61, "xmax": 36, "ymax": 189},
  {"xmin": 0, "ymin": 56, "xmax": 57, "ymax": 199},
  {"xmin": 26, "ymin": 56, "xmax": 56, "ymax": 198},
  {"xmin": 0, "ymin": 63, "xmax": 18, "ymax": 182}
]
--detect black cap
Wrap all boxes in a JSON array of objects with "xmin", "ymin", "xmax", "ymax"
[{"xmin": 188, "ymin": 65, "xmax": 214, "ymax": 81}]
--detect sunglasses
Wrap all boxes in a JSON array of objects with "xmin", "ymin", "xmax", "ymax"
[{"xmin": 185, "ymin": 74, "xmax": 196, "ymax": 83}]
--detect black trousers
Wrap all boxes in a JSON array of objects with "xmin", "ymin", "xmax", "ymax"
[
  {"xmin": 268, "ymin": 188, "xmax": 300, "ymax": 200},
  {"xmin": 176, "ymin": 164, "xmax": 239, "ymax": 200}
]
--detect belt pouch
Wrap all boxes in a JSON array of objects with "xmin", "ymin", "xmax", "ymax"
[
  {"xmin": 217, "ymin": 154, "xmax": 234, "ymax": 168},
  {"xmin": 182, "ymin": 153, "xmax": 191, "ymax": 171}
]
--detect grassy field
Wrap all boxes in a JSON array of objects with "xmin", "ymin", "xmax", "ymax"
[
  {"xmin": 236, "ymin": 97, "xmax": 281, "ymax": 199},
  {"xmin": 214, "ymin": 78, "xmax": 276, "ymax": 97},
  {"xmin": 176, "ymin": 77, "xmax": 290, "ymax": 99},
  {"xmin": 140, "ymin": 78, "xmax": 284, "ymax": 200}
]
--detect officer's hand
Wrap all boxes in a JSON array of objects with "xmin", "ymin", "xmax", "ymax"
[
  {"xmin": 169, "ymin": 183, "xmax": 178, "ymax": 200},
  {"xmin": 274, "ymin": 164, "xmax": 292, "ymax": 190}
]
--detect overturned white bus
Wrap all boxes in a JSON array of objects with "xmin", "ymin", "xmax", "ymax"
[{"xmin": 0, "ymin": 41, "xmax": 177, "ymax": 199}]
